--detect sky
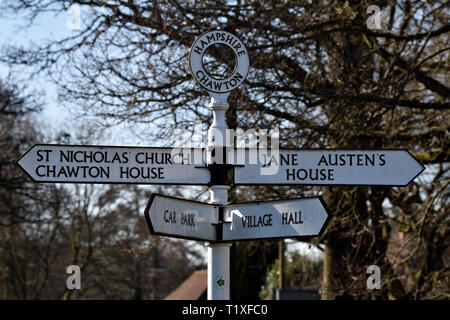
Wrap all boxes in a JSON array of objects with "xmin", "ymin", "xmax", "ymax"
[
  {"xmin": 1, "ymin": 7, "xmax": 157, "ymax": 148},
  {"xmin": 0, "ymin": 8, "xmax": 72, "ymax": 127}
]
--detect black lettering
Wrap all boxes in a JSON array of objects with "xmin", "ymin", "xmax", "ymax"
[
  {"xmin": 348, "ymin": 154, "xmax": 355, "ymax": 165},
  {"xmin": 164, "ymin": 153, "xmax": 172, "ymax": 165},
  {"xmin": 357, "ymin": 154, "xmax": 364, "ymax": 166},
  {"xmin": 164, "ymin": 210, "xmax": 169, "ymax": 222},
  {"xmin": 282, "ymin": 212, "xmax": 304, "ymax": 225},
  {"xmin": 320, "ymin": 168, "xmax": 327, "ymax": 180},
  {"xmin": 57, "ymin": 166, "xmax": 67, "ymax": 178},
  {"xmin": 295, "ymin": 211, "xmax": 303, "ymax": 224},
  {"xmin": 206, "ymin": 34, "xmax": 215, "ymax": 43},
  {"xmin": 164, "ymin": 210, "xmax": 176, "ymax": 223},
  {"xmin": 286, "ymin": 169, "xmax": 295, "ymax": 180},
  {"xmin": 136, "ymin": 152, "xmax": 144, "ymax": 164},
  {"xmin": 140, "ymin": 167, "xmax": 150, "ymax": 179},
  {"xmin": 247, "ymin": 216, "xmax": 253, "ymax": 227},
  {"xmin": 296, "ymin": 169, "xmax": 307, "ymax": 180},
  {"xmin": 257, "ymin": 215, "xmax": 263, "ymax": 227},
  {"xmin": 131, "ymin": 167, "xmax": 140, "ymax": 178},
  {"xmin": 37, "ymin": 150, "xmax": 43, "ymax": 161},
  {"xmin": 47, "ymin": 165, "xmax": 56, "ymax": 176},
  {"xmin": 280, "ymin": 153, "xmax": 290, "ymax": 165},
  {"xmin": 196, "ymin": 70, "xmax": 209, "ymax": 84},
  {"xmin": 193, "ymin": 46, "xmax": 202, "ymax": 55},
  {"xmin": 37, "ymin": 149, "xmax": 52, "ymax": 162},
  {"xmin": 265, "ymin": 214, "xmax": 273, "ymax": 226},
  {"xmin": 111, "ymin": 152, "xmax": 121, "ymax": 164},
  {"xmin": 83, "ymin": 151, "xmax": 93, "ymax": 163},
  {"xmin": 329, "ymin": 154, "xmax": 337, "ymax": 165},
  {"xmin": 81, "ymin": 166, "xmax": 89, "ymax": 178},
  {"xmin": 241, "ymin": 216, "xmax": 247, "ymax": 228},
  {"xmin": 120, "ymin": 166, "xmax": 129, "ymax": 178},
  {"xmin": 366, "ymin": 154, "xmax": 375, "ymax": 166},
  {"xmin": 90, "ymin": 166, "xmax": 100, "ymax": 178},
  {"xmin": 99, "ymin": 166, "xmax": 109, "ymax": 178},
  {"xmin": 95, "ymin": 151, "xmax": 106, "ymax": 163},
  {"xmin": 310, "ymin": 168, "xmax": 318, "ymax": 180},
  {"xmin": 379, "ymin": 154, "xmax": 386, "ymax": 166},
  {"xmin": 328, "ymin": 169, "xmax": 334, "ymax": 180},
  {"xmin": 288, "ymin": 213, "xmax": 294, "ymax": 224},
  {"xmin": 145, "ymin": 153, "xmax": 154, "ymax": 164},
  {"xmin": 155, "ymin": 153, "xmax": 164, "ymax": 165},
  {"xmin": 36, "ymin": 165, "xmax": 46, "ymax": 177},
  {"xmin": 181, "ymin": 213, "xmax": 195, "ymax": 227},
  {"xmin": 200, "ymin": 39, "xmax": 208, "ymax": 49},
  {"xmin": 282, "ymin": 212, "xmax": 288, "ymax": 225},
  {"xmin": 121, "ymin": 152, "xmax": 129, "ymax": 164},
  {"xmin": 67, "ymin": 166, "xmax": 79, "ymax": 177},
  {"xmin": 318, "ymin": 155, "xmax": 328, "ymax": 166},
  {"xmin": 339, "ymin": 154, "xmax": 346, "ymax": 165},
  {"xmin": 291, "ymin": 154, "xmax": 298, "ymax": 166},
  {"xmin": 60, "ymin": 150, "xmax": 70, "ymax": 162},
  {"xmin": 72, "ymin": 151, "xmax": 81, "ymax": 162}
]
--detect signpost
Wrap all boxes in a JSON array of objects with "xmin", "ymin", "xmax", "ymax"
[
  {"xmin": 233, "ymin": 149, "xmax": 425, "ymax": 186},
  {"xmin": 144, "ymin": 193, "xmax": 219, "ymax": 242},
  {"xmin": 18, "ymin": 145, "xmax": 424, "ymax": 187},
  {"xmin": 222, "ymin": 197, "xmax": 330, "ymax": 241},
  {"xmin": 188, "ymin": 30, "xmax": 250, "ymax": 300},
  {"xmin": 17, "ymin": 144, "xmax": 209, "ymax": 185},
  {"xmin": 17, "ymin": 30, "xmax": 426, "ymax": 301},
  {"xmin": 144, "ymin": 195, "xmax": 330, "ymax": 242}
]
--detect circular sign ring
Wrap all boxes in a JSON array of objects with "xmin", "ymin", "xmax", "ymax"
[{"xmin": 189, "ymin": 30, "xmax": 249, "ymax": 94}]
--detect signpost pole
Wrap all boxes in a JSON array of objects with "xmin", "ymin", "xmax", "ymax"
[
  {"xmin": 278, "ymin": 239, "xmax": 284, "ymax": 289},
  {"xmin": 206, "ymin": 96, "xmax": 231, "ymax": 300},
  {"xmin": 206, "ymin": 186, "xmax": 230, "ymax": 300},
  {"xmin": 188, "ymin": 30, "xmax": 250, "ymax": 300}
]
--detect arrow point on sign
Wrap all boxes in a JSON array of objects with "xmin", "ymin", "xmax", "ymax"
[
  {"xmin": 143, "ymin": 193, "xmax": 157, "ymax": 235},
  {"xmin": 144, "ymin": 193, "xmax": 219, "ymax": 242},
  {"xmin": 16, "ymin": 144, "xmax": 37, "ymax": 182},
  {"xmin": 316, "ymin": 196, "xmax": 332, "ymax": 237},
  {"xmin": 402, "ymin": 150, "xmax": 426, "ymax": 186}
]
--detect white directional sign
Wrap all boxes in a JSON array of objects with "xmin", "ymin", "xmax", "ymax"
[
  {"xmin": 221, "ymin": 197, "xmax": 330, "ymax": 241},
  {"xmin": 233, "ymin": 149, "xmax": 425, "ymax": 186},
  {"xmin": 17, "ymin": 144, "xmax": 209, "ymax": 185},
  {"xmin": 144, "ymin": 194, "xmax": 219, "ymax": 241}
]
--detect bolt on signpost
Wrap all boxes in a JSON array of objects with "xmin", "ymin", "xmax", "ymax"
[{"xmin": 188, "ymin": 30, "xmax": 250, "ymax": 300}]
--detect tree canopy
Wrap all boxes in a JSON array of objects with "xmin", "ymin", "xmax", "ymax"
[{"xmin": 1, "ymin": 0, "xmax": 448, "ymax": 299}]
